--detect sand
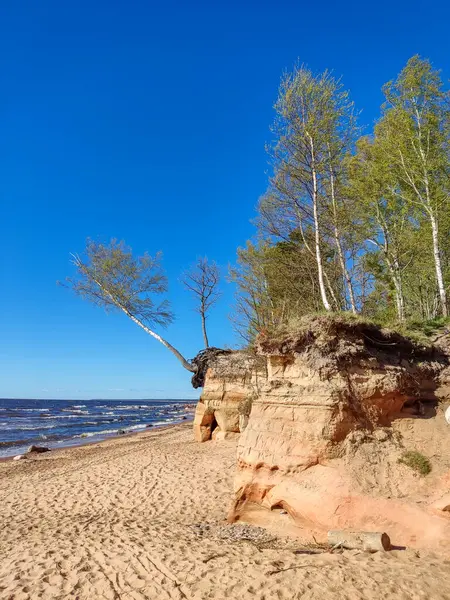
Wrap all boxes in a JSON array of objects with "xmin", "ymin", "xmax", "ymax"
[{"xmin": 1, "ymin": 424, "xmax": 449, "ymax": 600}]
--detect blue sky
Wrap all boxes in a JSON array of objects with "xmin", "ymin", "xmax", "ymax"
[{"xmin": 1, "ymin": 0, "xmax": 449, "ymax": 400}]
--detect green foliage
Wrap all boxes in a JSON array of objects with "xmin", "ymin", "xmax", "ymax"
[
  {"xmin": 398, "ymin": 450, "xmax": 432, "ymax": 476},
  {"xmin": 229, "ymin": 232, "xmax": 345, "ymax": 343},
  {"xmin": 233, "ymin": 55, "xmax": 450, "ymax": 341},
  {"xmin": 399, "ymin": 317, "xmax": 450, "ymax": 342},
  {"xmin": 64, "ymin": 239, "xmax": 173, "ymax": 327},
  {"xmin": 64, "ymin": 239, "xmax": 196, "ymax": 373}
]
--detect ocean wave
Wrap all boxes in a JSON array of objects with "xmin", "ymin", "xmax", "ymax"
[
  {"xmin": 73, "ymin": 420, "xmax": 169, "ymax": 438},
  {"xmin": 4, "ymin": 424, "xmax": 58, "ymax": 431},
  {"xmin": 0, "ymin": 433, "xmax": 65, "ymax": 448},
  {"xmin": 39, "ymin": 414, "xmax": 90, "ymax": 419},
  {"xmin": 124, "ymin": 424, "xmax": 148, "ymax": 431},
  {"xmin": 96, "ymin": 405, "xmax": 153, "ymax": 411},
  {"xmin": 6, "ymin": 408, "xmax": 50, "ymax": 412},
  {"xmin": 74, "ymin": 428, "xmax": 120, "ymax": 438},
  {"xmin": 6, "ymin": 418, "xmax": 119, "ymax": 433}
]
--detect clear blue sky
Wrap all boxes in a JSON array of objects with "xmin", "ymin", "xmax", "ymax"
[{"xmin": 1, "ymin": 0, "xmax": 449, "ymax": 400}]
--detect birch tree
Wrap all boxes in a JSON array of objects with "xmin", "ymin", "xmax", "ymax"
[
  {"xmin": 261, "ymin": 65, "xmax": 359, "ymax": 312},
  {"xmin": 229, "ymin": 235, "xmax": 337, "ymax": 343},
  {"xmin": 376, "ymin": 56, "xmax": 450, "ymax": 316},
  {"xmin": 181, "ymin": 257, "xmax": 221, "ymax": 348},
  {"xmin": 63, "ymin": 239, "xmax": 196, "ymax": 373},
  {"xmin": 349, "ymin": 136, "xmax": 413, "ymax": 321}
]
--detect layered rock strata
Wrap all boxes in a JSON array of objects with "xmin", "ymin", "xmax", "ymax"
[
  {"xmin": 229, "ymin": 316, "xmax": 450, "ymax": 550},
  {"xmin": 193, "ymin": 351, "xmax": 266, "ymax": 442}
]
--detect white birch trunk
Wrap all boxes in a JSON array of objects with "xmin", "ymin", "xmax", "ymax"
[
  {"xmin": 308, "ymin": 133, "xmax": 331, "ymax": 311},
  {"xmin": 429, "ymin": 210, "xmax": 447, "ymax": 317},
  {"xmin": 335, "ymin": 229, "xmax": 356, "ymax": 313},
  {"xmin": 121, "ymin": 308, "xmax": 196, "ymax": 372},
  {"xmin": 324, "ymin": 269, "xmax": 340, "ymax": 310},
  {"xmin": 386, "ymin": 256, "xmax": 405, "ymax": 322},
  {"xmin": 369, "ymin": 219, "xmax": 405, "ymax": 322},
  {"xmin": 87, "ymin": 270, "xmax": 196, "ymax": 372},
  {"xmin": 328, "ymin": 530, "xmax": 391, "ymax": 552},
  {"xmin": 412, "ymin": 105, "xmax": 447, "ymax": 317},
  {"xmin": 327, "ymin": 151, "xmax": 357, "ymax": 313}
]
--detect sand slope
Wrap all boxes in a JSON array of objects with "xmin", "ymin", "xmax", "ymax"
[{"xmin": 1, "ymin": 424, "xmax": 449, "ymax": 600}]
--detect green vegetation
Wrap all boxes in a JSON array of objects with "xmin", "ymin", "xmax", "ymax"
[
  {"xmin": 66, "ymin": 56, "xmax": 450, "ymax": 371},
  {"xmin": 63, "ymin": 239, "xmax": 198, "ymax": 373},
  {"xmin": 232, "ymin": 55, "xmax": 450, "ymax": 343},
  {"xmin": 400, "ymin": 317, "xmax": 450, "ymax": 339},
  {"xmin": 398, "ymin": 450, "xmax": 432, "ymax": 475}
]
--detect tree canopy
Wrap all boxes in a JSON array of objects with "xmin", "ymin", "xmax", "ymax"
[{"xmin": 232, "ymin": 55, "xmax": 450, "ymax": 342}]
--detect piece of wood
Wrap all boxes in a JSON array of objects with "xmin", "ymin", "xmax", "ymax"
[{"xmin": 327, "ymin": 530, "xmax": 391, "ymax": 552}]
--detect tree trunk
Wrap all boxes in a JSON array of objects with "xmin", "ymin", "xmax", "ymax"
[
  {"xmin": 324, "ymin": 269, "xmax": 340, "ymax": 311},
  {"xmin": 123, "ymin": 309, "xmax": 196, "ymax": 372},
  {"xmin": 201, "ymin": 310, "xmax": 209, "ymax": 348},
  {"xmin": 84, "ymin": 269, "xmax": 197, "ymax": 373},
  {"xmin": 328, "ymin": 148, "xmax": 357, "ymax": 314},
  {"xmin": 429, "ymin": 211, "xmax": 448, "ymax": 317},
  {"xmin": 374, "ymin": 212, "xmax": 405, "ymax": 322},
  {"xmin": 385, "ymin": 256, "xmax": 405, "ymax": 322},
  {"xmin": 413, "ymin": 104, "xmax": 447, "ymax": 317},
  {"xmin": 327, "ymin": 530, "xmax": 391, "ymax": 552},
  {"xmin": 335, "ymin": 231, "xmax": 356, "ymax": 313},
  {"xmin": 308, "ymin": 133, "xmax": 331, "ymax": 311},
  {"xmin": 93, "ymin": 279, "xmax": 197, "ymax": 373},
  {"xmin": 392, "ymin": 256, "xmax": 405, "ymax": 322}
]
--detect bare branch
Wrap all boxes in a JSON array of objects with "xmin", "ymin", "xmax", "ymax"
[{"xmin": 181, "ymin": 257, "xmax": 222, "ymax": 348}]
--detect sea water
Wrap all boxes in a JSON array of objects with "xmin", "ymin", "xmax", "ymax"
[{"xmin": 0, "ymin": 398, "xmax": 195, "ymax": 457}]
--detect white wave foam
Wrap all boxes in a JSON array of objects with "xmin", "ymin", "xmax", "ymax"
[
  {"xmin": 8, "ymin": 424, "xmax": 57, "ymax": 431},
  {"xmin": 74, "ymin": 428, "xmax": 119, "ymax": 438},
  {"xmin": 9, "ymin": 408, "xmax": 50, "ymax": 412}
]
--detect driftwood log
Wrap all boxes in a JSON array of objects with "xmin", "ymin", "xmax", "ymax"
[{"xmin": 328, "ymin": 530, "xmax": 391, "ymax": 552}]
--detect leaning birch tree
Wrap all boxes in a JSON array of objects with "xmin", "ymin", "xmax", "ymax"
[{"xmin": 63, "ymin": 239, "xmax": 196, "ymax": 373}]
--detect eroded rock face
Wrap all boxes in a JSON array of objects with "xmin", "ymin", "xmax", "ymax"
[
  {"xmin": 230, "ymin": 317, "xmax": 450, "ymax": 550},
  {"xmin": 193, "ymin": 351, "xmax": 266, "ymax": 442}
]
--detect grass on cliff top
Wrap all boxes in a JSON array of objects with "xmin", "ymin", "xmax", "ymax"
[
  {"xmin": 397, "ymin": 316, "xmax": 450, "ymax": 343},
  {"xmin": 262, "ymin": 312, "xmax": 450, "ymax": 345},
  {"xmin": 398, "ymin": 450, "xmax": 432, "ymax": 476},
  {"xmin": 257, "ymin": 312, "xmax": 450, "ymax": 361}
]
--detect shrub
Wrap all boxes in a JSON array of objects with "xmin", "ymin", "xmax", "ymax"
[{"xmin": 398, "ymin": 450, "xmax": 432, "ymax": 475}]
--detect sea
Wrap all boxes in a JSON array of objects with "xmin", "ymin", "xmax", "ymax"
[{"xmin": 0, "ymin": 398, "xmax": 196, "ymax": 458}]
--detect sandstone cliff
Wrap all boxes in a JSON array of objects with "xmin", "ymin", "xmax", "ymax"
[
  {"xmin": 227, "ymin": 316, "xmax": 450, "ymax": 551},
  {"xmin": 193, "ymin": 350, "xmax": 266, "ymax": 442}
]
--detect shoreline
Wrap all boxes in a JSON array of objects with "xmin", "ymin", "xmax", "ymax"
[{"xmin": 0, "ymin": 415, "xmax": 194, "ymax": 462}]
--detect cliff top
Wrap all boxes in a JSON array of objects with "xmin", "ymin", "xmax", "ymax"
[{"xmin": 257, "ymin": 313, "xmax": 448, "ymax": 368}]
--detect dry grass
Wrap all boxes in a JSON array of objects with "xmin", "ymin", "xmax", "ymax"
[
  {"xmin": 257, "ymin": 312, "xmax": 446, "ymax": 367},
  {"xmin": 398, "ymin": 450, "xmax": 432, "ymax": 476}
]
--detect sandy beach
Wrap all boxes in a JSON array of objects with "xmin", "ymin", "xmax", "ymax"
[{"xmin": 1, "ymin": 423, "xmax": 449, "ymax": 600}]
